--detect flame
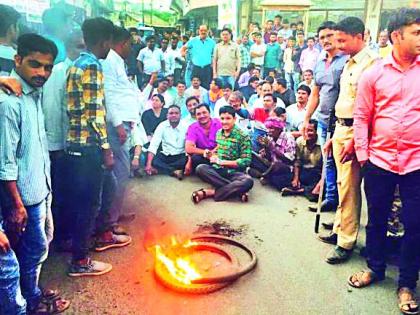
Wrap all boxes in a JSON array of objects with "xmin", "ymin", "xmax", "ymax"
[{"xmin": 152, "ymin": 237, "xmax": 202, "ymax": 285}]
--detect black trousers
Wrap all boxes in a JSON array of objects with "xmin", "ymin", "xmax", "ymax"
[
  {"xmin": 190, "ymin": 154, "xmax": 211, "ymax": 170},
  {"xmin": 152, "ymin": 152, "xmax": 187, "ymax": 175},
  {"xmin": 251, "ymin": 157, "xmax": 292, "ymax": 190},
  {"xmin": 196, "ymin": 164, "xmax": 254, "ymax": 201},
  {"xmin": 191, "ymin": 64, "xmax": 212, "ymax": 90},
  {"xmin": 363, "ymin": 161, "xmax": 420, "ymax": 289}
]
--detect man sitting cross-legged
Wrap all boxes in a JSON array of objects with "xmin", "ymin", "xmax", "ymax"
[
  {"xmin": 192, "ymin": 106, "xmax": 254, "ymax": 203},
  {"xmin": 185, "ymin": 103, "xmax": 222, "ymax": 174},
  {"xmin": 246, "ymin": 117, "xmax": 296, "ymax": 189},
  {"xmin": 145, "ymin": 105, "xmax": 188, "ymax": 179}
]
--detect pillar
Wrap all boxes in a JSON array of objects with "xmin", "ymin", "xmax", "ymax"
[{"xmin": 364, "ymin": 0, "xmax": 383, "ymax": 42}]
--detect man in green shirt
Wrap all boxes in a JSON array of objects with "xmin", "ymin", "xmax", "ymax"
[
  {"xmin": 264, "ymin": 33, "xmax": 281, "ymax": 77},
  {"xmin": 192, "ymin": 106, "xmax": 253, "ymax": 203}
]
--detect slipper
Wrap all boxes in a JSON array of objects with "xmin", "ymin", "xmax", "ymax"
[
  {"xmin": 347, "ymin": 270, "xmax": 384, "ymax": 288},
  {"xmin": 192, "ymin": 189, "xmax": 206, "ymax": 204},
  {"xmin": 398, "ymin": 287, "xmax": 419, "ymax": 315},
  {"xmin": 240, "ymin": 193, "xmax": 249, "ymax": 203},
  {"xmin": 281, "ymin": 187, "xmax": 304, "ymax": 196}
]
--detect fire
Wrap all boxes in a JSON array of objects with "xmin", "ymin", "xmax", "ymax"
[{"xmin": 152, "ymin": 237, "xmax": 202, "ymax": 285}]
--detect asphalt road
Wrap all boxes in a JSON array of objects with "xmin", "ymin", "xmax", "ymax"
[{"xmin": 41, "ymin": 175, "xmax": 417, "ymax": 315}]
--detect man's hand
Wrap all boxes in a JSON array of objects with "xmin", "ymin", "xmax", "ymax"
[
  {"xmin": 149, "ymin": 72, "xmax": 158, "ymax": 85},
  {"xmin": 0, "ymin": 231, "xmax": 11, "ymax": 253},
  {"xmin": 301, "ymin": 119, "xmax": 310, "ymax": 140},
  {"xmin": 6, "ymin": 204, "xmax": 28, "ymax": 237},
  {"xmin": 339, "ymin": 139, "xmax": 356, "ymax": 164},
  {"xmin": 144, "ymin": 165, "xmax": 157, "ymax": 176},
  {"xmin": 116, "ymin": 124, "xmax": 128, "ymax": 144},
  {"xmin": 102, "ymin": 148, "xmax": 114, "ymax": 170},
  {"xmin": 258, "ymin": 136, "xmax": 270, "ymax": 147},
  {"xmin": 131, "ymin": 157, "xmax": 140, "ymax": 171},
  {"xmin": 209, "ymin": 155, "xmax": 221, "ymax": 165},
  {"xmin": 184, "ymin": 159, "xmax": 192, "ymax": 176},
  {"xmin": 0, "ymin": 77, "xmax": 22, "ymax": 96},
  {"xmin": 323, "ymin": 139, "xmax": 333, "ymax": 157}
]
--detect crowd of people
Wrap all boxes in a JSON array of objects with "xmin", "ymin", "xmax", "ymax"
[{"xmin": 0, "ymin": 3, "xmax": 419, "ymax": 315}]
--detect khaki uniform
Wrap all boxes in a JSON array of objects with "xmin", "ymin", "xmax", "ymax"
[
  {"xmin": 332, "ymin": 47, "xmax": 379, "ymax": 250},
  {"xmin": 214, "ymin": 41, "xmax": 240, "ymax": 76}
]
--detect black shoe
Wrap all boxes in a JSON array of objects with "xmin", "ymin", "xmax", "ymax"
[
  {"xmin": 320, "ymin": 200, "xmax": 337, "ymax": 212},
  {"xmin": 317, "ymin": 232, "xmax": 337, "ymax": 245},
  {"xmin": 325, "ymin": 246, "xmax": 352, "ymax": 264},
  {"xmin": 322, "ymin": 221, "xmax": 334, "ymax": 230}
]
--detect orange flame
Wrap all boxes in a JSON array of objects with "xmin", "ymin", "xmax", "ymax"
[{"xmin": 152, "ymin": 237, "xmax": 202, "ymax": 285}]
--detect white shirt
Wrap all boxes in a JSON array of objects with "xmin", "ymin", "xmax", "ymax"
[
  {"xmin": 213, "ymin": 97, "xmax": 229, "ymax": 118},
  {"xmin": 42, "ymin": 58, "xmax": 72, "ymax": 151},
  {"xmin": 130, "ymin": 122, "xmax": 148, "ymax": 147},
  {"xmin": 161, "ymin": 49, "xmax": 175, "ymax": 76},
  {"xmin": 152, "ymin": 88, "xmax": 175, "ymax": 108},
  {"xmin": 286, "ymin": 103, "xmax": 307, "ymax": 131},
  {"xmin": 181, "ymin": 115, "xmax": 196, "ymax": 127},
  {"xmin": 185, "ymin": 86, "xmax": 208, "ymax": 103},
  {"xmin": 168, "ymin": 46, "xmax": 183, "ymax": 69},
  {"xmin": 250, "ymin": 43, "xmax": 266, "ymax": 66},
  {"xmin": 148, "ymin": 120, "xmax": 188, "ymax": 155},
  {"xmin": 102, "ymin": 49, "xmax": 144, "ymax": 127},
  {"xmin": 137, "ymin": 47, "xmax": 164, "ymax": 74}
]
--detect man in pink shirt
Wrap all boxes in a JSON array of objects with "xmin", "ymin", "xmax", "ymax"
[
  {"xmin": 349, "ymin": 8, "xmax": 420, "ymax": 315},
  {"xmin": 299, "ymin": 37, "xmax": 320, "ymax": 72}
]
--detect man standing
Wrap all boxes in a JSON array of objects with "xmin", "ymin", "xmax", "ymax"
[
  {"xmin": 66, "ymin": 18, "xmax": 116, "ymax": 277},
  {"xmin": 238, "ymin": 36, "xmax": 252, "ymax": 76},
  {"xmin": 181, "ymin": 25, "xmax": 215, "ymax": 89},
  {"xmin": 349, "ymin": 8, "xmax": 420, "ymax": 315},
  {"xmin": 137, "ymin": 35, "xmax": 165, "ymax": 88},
  {"xmin": 213, "ymin": 28, "xmax": 240, "ymax": 90},
  {"xmin": 145, "ymin": 105, "xmax": 188, "ymax": 179},
  {"xmin": 299, "ymin": 37, "xmax": 320, "ymax": 72},
  {"xmin": 0, "ymin": 33, "xmax": 69, "ymax": 314},
  {"xmin": 160, "ymin": 37, "xmax": 175, "ymax": 78},
  {"xmin": 264, "ymin": 33, "xmax": 281, "ymax": 77},
  {"xmin": 0, "ymin": 4, "xmax": 20, "ymax": 76},
  {"xmin": 42, "ymin": 31, "xmax": 85, "ymax": 249},
  {"xmin": 192, "ymin": 106, "xmax": 254, "ymax": 203},
  {"xmin": 185, "ymin": 103, "xmax": 222, "ymax": 170},
  {"xmin": 378, "ymin": 30, "xmax": 392, "ymax": 58},
  {"xmin": 101, "ymin": 26, "xmax": 142, "ymax": 241},
  {"xmin": 127, "ymin": 28, "xmax": 145, "ymax": 89},
  {"xmin": 302, "ymin": 21, "xmax": 348, "ymax": 217},
  {"xmin": 168, "ymin": 36, "xmax": 184, "ymax": 84},
  {"xmin": 250, "ymin": 32, "xmax": 266, "ymax": 69},
  {"xmin": 323, "ymin": 17, "xmax": 379, "ymax": 264}
]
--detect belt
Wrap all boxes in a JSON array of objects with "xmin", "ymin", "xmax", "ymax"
[
  {"xmin": 192, "ymin": 64, "xmax": 211, "ymax": 69},
  {"xmin": 336, "ymin": 118, "xmax": 354, "ymax": 127}
]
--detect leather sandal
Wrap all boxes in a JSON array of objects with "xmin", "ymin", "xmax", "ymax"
[
  {"xmin": 192, "ymin": 189, "xmax": 206, "ymax": 204},
  {"xmin": 398, "ymin": 287, "xmax": 419, "ymax": 315}
]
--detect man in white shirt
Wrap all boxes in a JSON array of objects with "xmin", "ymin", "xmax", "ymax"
[
  {"xmin": 286, "ymin": 85, "xmax": 311, "ymax": 138},
  {"xmin": 182, "ymin": 96, "xmax": 199, "ymax": 126},
  {"xmin": 137, "ymin": 35, "xmax": 165, "ymax": 88},
  {"xmin": 145, "ymin": 105, "xmax": 188, "ymax": 179},
  {"xmin": 151, "ymin": 77, "xmax": 175, "ymax": 107},
  {"xmin": 102, "ymin": 27, "xmax": 147, "ymax": 230},
  {"xmin": 185, "ymin": 75, "xmax": 209, "ymax": 103},
  {"xmin": 252, "ymin": 81, "xmax": 285, "ymax": 109},
  {"xmin": 213, "ymin": 83, "xmax": 232, "ymax": 118},
  {"xmin": 160, "ymin": 37, "xmax": 175, "ymax": 77},
  {"xmin": 250, "ymin": 32, "xmax": 266, "ymax": 68},
  {"xmin": 168, "ymin": 36, "xmax": 184, "ymax": 84}
]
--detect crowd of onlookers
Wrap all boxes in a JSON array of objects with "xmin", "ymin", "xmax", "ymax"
[{"xmin": 0, "ymin": 3, "xmax": 419, "ymax": 315}]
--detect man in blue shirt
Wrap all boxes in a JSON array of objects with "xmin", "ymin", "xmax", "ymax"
[
  {"xmin": 302, "ymin": 21, "xmax": 348, "ymax": 220},
  {"xmin": 181, "ymin": 25, "xmax": 215, "ymax": 90},
  {"xmin": 0, "ymin": 33, "xmax": 70, "ymax": 314}
]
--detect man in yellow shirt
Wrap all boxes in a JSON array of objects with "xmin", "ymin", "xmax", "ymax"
[
  {"xmin": 320, "ymin": 17, "xmax": 379, "ymax": 264},
  {"xmin": 378, "ymin": 30, "xmax": 393, "ymax": 58}
]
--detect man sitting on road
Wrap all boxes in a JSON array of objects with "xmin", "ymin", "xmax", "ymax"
[
  {"xmin": 185, "ymin": 103, "xmax": 222, "ymax": 173},
  {"xmin": 192, "ymin": 106, "xmax": 253, "ymax": 203},
  {"xmin": 145, "ymin": 105, "xmax": 188, "ymax": 179},
  {"xmin": 182, "ymin": 96, "xmax": 199, "ymax": 126},
  {"xmin": 286, "ymin": 84, "xmax": 311, "ymax": 138}
]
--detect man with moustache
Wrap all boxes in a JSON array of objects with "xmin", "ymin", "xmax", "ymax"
[
  {"xmin": 302, "ymin": 21, "xmax": 348, "ymax": 219},
  {"xmin": 0, "ymin": 33, "xmax": 70, "ymax": 314},
  {"xmin": 185, "ymin": 103, "xmax": 222, "ymax": 171}
]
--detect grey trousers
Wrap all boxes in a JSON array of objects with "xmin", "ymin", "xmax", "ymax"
[{"xmin": 196, "ymin": 164, "xmax": 254, "ymax": 201}]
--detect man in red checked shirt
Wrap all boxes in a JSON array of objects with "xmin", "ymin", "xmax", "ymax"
[{"xmin": 349, "ymin": 8, "xmax": 420, "ymax": 315}]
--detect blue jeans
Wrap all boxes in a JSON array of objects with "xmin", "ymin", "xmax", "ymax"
[
  {"xmin": 285, "ymin": 71, "xmax": 301, "ymax": 92},
  {"xmin": 0, "ymin": 197, "xmax": 49, "ymax": 313},
  {"xmin": 317, "ymin": 120, "xmax": 338, "ymax": 205},
  {"xmin": 218, "ymin": 76, "xmax": 235, "ymax": 89}
]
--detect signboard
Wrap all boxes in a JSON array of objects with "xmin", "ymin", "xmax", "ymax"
[
  {"xmin": 218, "ymin": 0, "xmax": 238, "ymax": 37},
  {"xmin": 0, "ymin": 0, "xmax": 50, "ymax": 23}
]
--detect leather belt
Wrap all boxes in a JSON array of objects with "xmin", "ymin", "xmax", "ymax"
[{"xmin": 336, "ymin": 118, "xmax": 354, "ymax": 127}]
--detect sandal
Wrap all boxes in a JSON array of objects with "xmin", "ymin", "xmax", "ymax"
[
  {"xmin": 347, "ymin": 270, "xmax": 384, "ymax": 288},
  {"xmin": 398, "ymin": 287, "xmax": 419, "ymax": 315},
  {"xmin": 192, "ymin": 189, "xmax": 206, "ymax": 204},
  {"xmin": 30, "ymin": 296, "xmax": 71, "ymax": 315},
  {"xmin": 41, "ymin": 288, "xmax": 60, "ymax": 304}
]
